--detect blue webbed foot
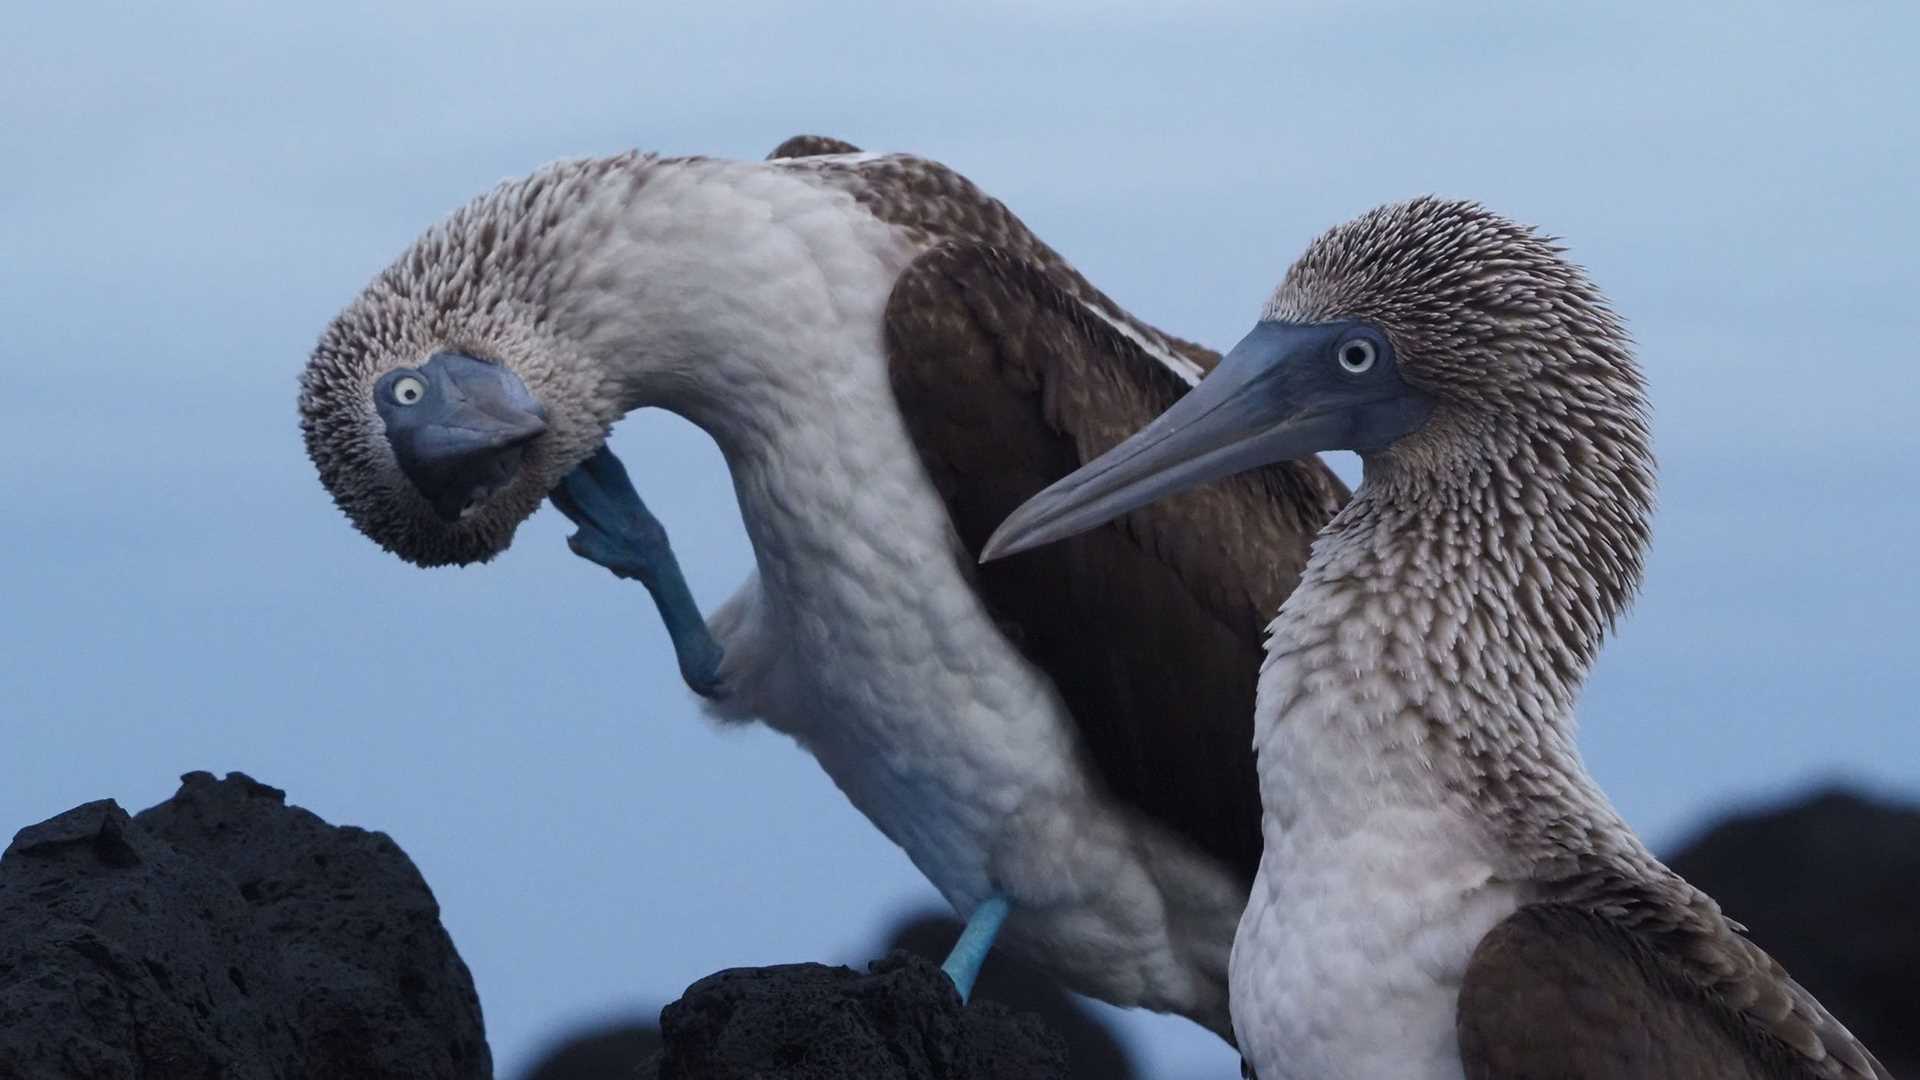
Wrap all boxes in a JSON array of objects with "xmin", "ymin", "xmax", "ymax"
[
  {"xmin": 940, "ymin": 894, "xmax": 1011, "ymax": 1003},
  {"xmin": 551, "ymin": 445, "xmax": 727, "ymax": 699}
]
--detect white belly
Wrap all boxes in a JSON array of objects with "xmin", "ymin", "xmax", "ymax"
[
  {"xmin": 1231, "ymin": 803, "xmax": 1520, "ymax": 1079},
  {"xmin": 1230, "ymin": 637, "xmax": 1525, "ymax": 1079}
]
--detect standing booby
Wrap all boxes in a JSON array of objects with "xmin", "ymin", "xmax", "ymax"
[
  {"xmin": 298, "ymin": 137, "xmax": 1346, "ymax": 1036},
  {"xmin": 984, "ymin": 198, "xmax": 1887, "ymax": 1078}
]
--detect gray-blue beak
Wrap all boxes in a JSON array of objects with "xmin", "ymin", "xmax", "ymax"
[
  {"xmin": 980, "ymin": 320, "xmax": 1432, "ymax": 561},
  {"xmin": 375, "ymin": 352, "xmax": 548, "ymax": 522}
]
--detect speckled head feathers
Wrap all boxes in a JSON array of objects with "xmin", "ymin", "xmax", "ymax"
[
  {"xmin": 1268, "ymin": 197, "xmax": 1643, "ymax": 418},
  {"xmin": 298, "ymin": 156, "xmax": 647, "ymax": 566},
  {"xmin": 1278, "ymin": 197, "xmax": 1656, "ymax": 656}
]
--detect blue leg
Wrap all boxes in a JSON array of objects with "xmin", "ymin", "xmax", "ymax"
[
  {"xmin": 551, "ymin": 446, "xmax": 726, "ymax": 698},
  {"xmin": 940, "ymin": 894, "xmax": 1011, "ymax": 1003}
]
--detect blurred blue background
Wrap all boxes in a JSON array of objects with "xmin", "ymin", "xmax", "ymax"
[{"xmin": 2, "ymin": 4, "xmax": 1915, "ymax": 1076}]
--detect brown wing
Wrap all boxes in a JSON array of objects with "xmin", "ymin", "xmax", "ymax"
[
  {"xmin": 1459, "ymin": 903, "xmax": 1889, "ymax": 1080},
  {"xmin": 885, "ymin": 242, "xmax": 1345, "ymax": 881}
]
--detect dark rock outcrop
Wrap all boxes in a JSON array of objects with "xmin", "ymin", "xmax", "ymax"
[
  {"xmin": 519, "ymin": 911, "xmax": 1133, "ymax": 1080},
  {"xmin": 0, "ymin": 771, "xmax": 489, "ymax": 1080},
  {"xmin": 1666, "ymin": 786, "xmax": 1920, "ymax": 1076},
  {"xmin": 879, "ymin": 914, "xmax": 1138, "ymax": 1080},
  {"xmin": 649, "ymin": 953, "xmax": 1067, "ymax": 1080}
]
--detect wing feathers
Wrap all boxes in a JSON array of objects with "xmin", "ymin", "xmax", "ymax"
[
  {"xmin": 1459, "ymin": 902, "xmax": 1887, "ymax": 1079},
  {"xmin": 886, "ymin": 241, "xmax": 1345, "ymax": 879}
]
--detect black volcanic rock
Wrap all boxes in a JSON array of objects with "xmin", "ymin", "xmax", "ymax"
[
  {"xmin": 881, "ymin": 913, "xmax": 1138, "ymax": 1080},
  {"xmin": 520, "ymin": 911, "xmax": 1130, "ymax": 1080},
  {"xmin": 0, "ymin": 771, "xmax": 488, "ymax": 1080},
  {"xmin": 651, "ymin": 953, "xmax": 1068, "ymax": 1080},
  {"xmin": 1665, "ymin": 786, "xmax": 1920, "ymax": 1075}
]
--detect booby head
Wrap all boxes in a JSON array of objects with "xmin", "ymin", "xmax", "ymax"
[
  {"xmin": 298, "ymin": 172, "xmax": 623, "ymax": 567},
  {"xmin": 985, "ymin": 197, "xmax": 1650, "ymax": 592}
]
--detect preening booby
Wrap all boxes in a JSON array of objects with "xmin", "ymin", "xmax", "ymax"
[
  {"xmin": 298, "ymin": 136, "xmax": 1346, "ymax": 1035},
  {"xmin": 986, "ymin": 198, "xmax": 1887, "ymax": 1078}
]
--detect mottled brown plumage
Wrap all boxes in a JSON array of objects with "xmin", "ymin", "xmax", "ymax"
[
  {"xmin": 1278, "ymin": 201, "xmax": 1886, "ymax": 1079},
  {"xmin": 299, "ymin": 154, "xmax": 646, "ymax": 566},
  {"xmin": 1282, "ymin": 203, "xmax": 1885, "ymax": 1079}
]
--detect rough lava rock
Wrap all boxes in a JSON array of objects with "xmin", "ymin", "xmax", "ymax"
[
  {"xmin": 521, "ymin": 911, "xmax": 1123, "ymax": 1080},
  {"xmin": 878, "ymin": 914, "xmax": 1136, "ymax": 1080},
  {"xmin": 648, "ymin": 953, "xmax": 1068, "ymax": 1080},
  {"xmin": 0, "ymin": 771, "xmax": 489, "ymax": 1080}
]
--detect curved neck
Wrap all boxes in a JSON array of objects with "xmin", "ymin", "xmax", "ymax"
[
  {"xmin": 526, "ymin": 157, "xmax": 937, "ymax": 609},
  {"xmin": 528, "ymin": 157, "xmax": 917, "ymax": 452},
  {"xmin": 1260, "ymin": 416, "xmax": 1656, "ymax": 869}
]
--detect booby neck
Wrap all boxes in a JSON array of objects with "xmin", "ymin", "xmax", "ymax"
[
  {"xmin": 502, "ymin": 156, "xmax": 901, "ymax": 436},
  {"xmin": 1233, "ymin": 341, "xmax": 1676, "ymax": 1080},
  {"xmin": 1260, "ymin": 406, "xmax": 1657, "ymax": 875},
  {"xmin": 520, "ymin": 157, "xmax": 950, "ymax": 608}
]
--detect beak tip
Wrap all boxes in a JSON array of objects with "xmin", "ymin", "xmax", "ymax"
[
  {"xmin": 978, "ymin": 516, "xmax": 1036, "ymax": 564},
  {"xmin": 980, "ymin": 528, "xmax": 1053, "ymax": 564}
]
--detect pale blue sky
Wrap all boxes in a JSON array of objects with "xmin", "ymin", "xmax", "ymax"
[{"xmin": 2, "ymin": 4, "xmax": 1915, "ymax": 1076}]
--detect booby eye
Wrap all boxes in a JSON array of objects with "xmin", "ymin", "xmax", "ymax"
[
  {"xmin": 390, "ymin": 375, "xmax": 427, "ymax": 406},
  {"xmin": 1337, "ymin": 339, "xmax": 1377, "ymax": 374}
]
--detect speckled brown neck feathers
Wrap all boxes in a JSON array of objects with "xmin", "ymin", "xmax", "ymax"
[
  {"xmin": 1250, "ymin": 198, "xmax": 1883, "ymax": 1079},
  {"xmin": 299, "ymin": 154, "xmax": 662, "ymax": 565}
]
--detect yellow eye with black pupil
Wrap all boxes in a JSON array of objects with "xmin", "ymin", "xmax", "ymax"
[{"xmin": 391, "ymin": 375, "xmax": 427, "ymax": 406}]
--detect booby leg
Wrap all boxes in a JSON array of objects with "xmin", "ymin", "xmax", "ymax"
[
  {"xmin": 940, "ymin": 894, "xmax": 1011, "ymax": 1002},
  {"xmin": 551, "ymin": 446, "xmax": 726, "ymax": 698}
]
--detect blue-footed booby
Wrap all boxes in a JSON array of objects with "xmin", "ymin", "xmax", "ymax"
[
  {"xmin": 985, "ymin": 198, "xmax": 1887, "ymax": 1078},
  {"xmin": 298, "ymin": 136, "xmax": 1346, "ymax": 1035}
]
